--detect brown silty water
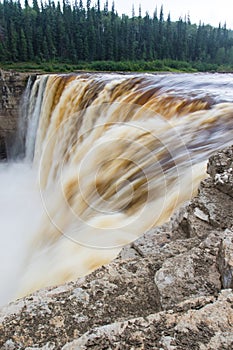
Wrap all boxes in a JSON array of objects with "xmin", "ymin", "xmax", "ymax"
[{"xmin": 6, "ymin": 73, "xmax": 233, "ymax": 299}]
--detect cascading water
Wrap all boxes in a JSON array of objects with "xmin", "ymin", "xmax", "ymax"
[{"xmin": 1, "ymin": 72, "xmax": 233, "ymax": 306}]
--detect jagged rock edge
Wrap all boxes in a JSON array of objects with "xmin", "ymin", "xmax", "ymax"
[{"xmin": 0, "ymin": 146, "xmax": 232, "ymax": 349}]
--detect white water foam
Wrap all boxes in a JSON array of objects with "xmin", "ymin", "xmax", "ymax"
[
  {"xmin": 1, "ymin": 72, "xmax": 233, "ymax": 306},
  {"xmin": 0, "ymin": 162, "xmax": 43, "ymax": 306}
]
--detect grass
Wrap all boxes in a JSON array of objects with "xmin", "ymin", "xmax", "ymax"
[{"xmin": 1, "ymin": 60, "xmax": 233, "ymax": 73}]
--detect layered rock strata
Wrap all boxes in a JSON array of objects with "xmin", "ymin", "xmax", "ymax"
[{"xmin": 0, "ymin": 70, "xmax": 29, "ymax": 159}]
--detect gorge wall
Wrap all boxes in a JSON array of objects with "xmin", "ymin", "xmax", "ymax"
[{"xmin": 0, "ymin": 70, "xmax": 30, "ymax": 159}]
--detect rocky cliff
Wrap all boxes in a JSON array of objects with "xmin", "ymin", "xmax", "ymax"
[
  {"xmin": 0, "ymin": 146, "xmax": 232, "ymax": 349},
  {"xmin": 0, "ymin": 70, "xmax": 29, "ymax": 159}
]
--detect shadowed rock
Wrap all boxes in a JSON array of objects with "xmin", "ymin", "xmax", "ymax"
[{"xmin": 0, "ymin": 70, "xmax": 29, "ymax": 159}]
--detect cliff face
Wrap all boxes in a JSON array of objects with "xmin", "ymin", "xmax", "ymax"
[
  {"xmin": 0, "ymin": 70, "xmax": 29, "ymax": 159},
  {"xmin": 0, "ymin": 146, "xmax": 232, "ymax": 349}
]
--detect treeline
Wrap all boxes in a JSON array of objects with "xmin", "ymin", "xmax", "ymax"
[{"xmin": 0, "ymin": 0, "xmax": 233, "ymax": 67}]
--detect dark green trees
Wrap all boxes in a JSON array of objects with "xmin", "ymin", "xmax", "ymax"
[{"xmin": 0, "ymin": 0, "xmax": 233, "ymax": 67}]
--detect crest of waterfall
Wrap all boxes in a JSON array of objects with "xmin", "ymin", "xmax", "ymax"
[{"xmin": 2, "ymin": 73, "xmax": 233, "ymax": 303}]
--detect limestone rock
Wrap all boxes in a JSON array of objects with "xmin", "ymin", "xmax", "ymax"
[
  {"xmin": 0, "ymin": 258, "xmax": 161, "ymax": 349},
  {"xmin": 218, "ymin": 229, "xmax": 233, "ymax": 289},
  {"xmin": 0, "ymin": 146, "xmax": 233, "ymax": 349},
  {"xmin": 154, "ymin": 242, "xmax": 221, "ymax": 309},
  {"xmin": 207, "ymin": 145, "xmax": 233, "ymax": 198},
  {"xmin": 63, "ymin": 290, "xmax": 233, "ymax": 350},
  {"xmin": 0, "ymin": 70, "xmax": 30, "ymax": 159}
]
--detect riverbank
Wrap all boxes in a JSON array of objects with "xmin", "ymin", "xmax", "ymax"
[{"xmin": 2, "ymin": 59, "xmax": 233, "ymax": 74}]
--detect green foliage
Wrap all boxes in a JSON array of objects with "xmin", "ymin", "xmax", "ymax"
[
  {"xmin": 1, "ymin": 0, "xmax": 233, "ymax": 71},
  {"xmin": 3, "ymin": 59, "xmax": 233, "ymax": 73}
]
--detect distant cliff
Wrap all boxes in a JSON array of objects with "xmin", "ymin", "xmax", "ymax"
[{"xmin": 0, "ymin": 70, "xmax": 30, "ymax": 159}]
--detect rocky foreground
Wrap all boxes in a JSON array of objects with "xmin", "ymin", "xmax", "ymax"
[{"xmin": 0, "ymin": 146, "xmax": 233, "ymax": 349}]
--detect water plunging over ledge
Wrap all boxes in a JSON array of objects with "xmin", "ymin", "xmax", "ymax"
[{"xmin": 1, "ymin": 72, "xmax": 233, "ymax": 306}]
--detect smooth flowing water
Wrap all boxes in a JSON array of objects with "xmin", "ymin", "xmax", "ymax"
[{"xmin": 1, "ymin": 72, "xmax": 233, "ymax": 306}]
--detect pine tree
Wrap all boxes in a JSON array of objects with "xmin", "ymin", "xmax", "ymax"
[
  {"xmin": 0, "ymin": 0, "xmax": 233, "ymax": 67},
  {"xmin": 19, "ymin": 28, "xmax": 27, "ymax": 61}
]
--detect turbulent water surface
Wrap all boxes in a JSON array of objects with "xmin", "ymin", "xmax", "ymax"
[{"xmin": 1, "ymin": 72, "xmax": 233, "ymax": 306}]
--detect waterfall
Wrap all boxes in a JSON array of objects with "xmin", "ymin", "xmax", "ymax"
[{"xmin": 1, "ymin": 72, "xmax": 233, "ymax": 305}]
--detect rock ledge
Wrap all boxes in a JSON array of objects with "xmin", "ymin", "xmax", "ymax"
[{"xmin": 0, "ymin": 146, "xmax": 233, "ymax": 349}]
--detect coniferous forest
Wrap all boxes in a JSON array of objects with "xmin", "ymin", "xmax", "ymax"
[{"xmin": 1, "ymin": 0, "xmax": 233, "ymax": 72}]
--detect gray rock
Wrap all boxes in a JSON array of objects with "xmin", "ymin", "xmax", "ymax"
[
  {"xmin": 63, "ymin": 290, "xmax": 233, "ymax": 350},
  {"xmin": 207, "ymin": 145, "xmax": 233, "ymax": 198},
  {"xmin": 0, "ymin": 258, "xmax": 161, "ymax": 349},
  {"xmin": 0, "ymin": 146, "xmax": 233, "ymax": 349},
  {"xmin": 154, "ymin": 242, "xmax": 221, "ymax": 309},
  {"xmin": 218, "ymin": 229, "xmax": 233, "ymax": 289},
  {"xmin": 0, "ymin": 70, "xmax": 29, "ymax": 159}
]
